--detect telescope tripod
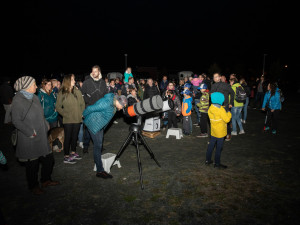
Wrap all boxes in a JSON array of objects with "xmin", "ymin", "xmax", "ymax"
[{"xmin": 110, "ymin": 123, "xmax": 161, "ymax": 190}]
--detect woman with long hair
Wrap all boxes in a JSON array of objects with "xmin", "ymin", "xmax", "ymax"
[
  {"xmin": 38, "ymin": 79, "xmax": 58, "ymax": 129},
  {"xmin": 262, "ymin": 82, "xmax": 281, "ymax": 134},
  {"xmin": 56, "ymin": 74, "xmax": 85, "ymax": 164}
]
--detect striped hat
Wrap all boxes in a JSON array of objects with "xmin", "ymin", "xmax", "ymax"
[{"xmin": 14, "ymin": 76, "xmax": 36, "ymax": 91}]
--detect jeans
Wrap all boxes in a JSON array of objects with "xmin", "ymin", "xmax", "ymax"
[
  {"xmin": 206, "ymin": 136, "xmax": 224, "ymax": 165},
  {"xmin": 194, "ymin": 99, "xmax": 201, "ymax": 124},
  {"xmin": 83, "ymin": 124, "xmax": 91, "ymax": 148},
  {"xmin": 78, "ymin": 123, "xmax": 83, "ymax": 143},
  {"xmin": 163, "ymin": 112, "xmax": 168, "ymax": 127},
  {"xmin": 231, "ymin": 107, "xmax": 244, "ymax": 133},
  {"xmin": 241, "ymin": 97, "xmax": 249, "ymax": 121},
  {"xmin": 63, "ymin": 123, "xmax": 81, "ymax": 156},
  {"xmin": 88, "ymin": 128, "xmax": 104, "ymax": 172}
]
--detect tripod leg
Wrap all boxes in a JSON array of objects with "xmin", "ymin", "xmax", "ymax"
[
  {"xmin": 110, "ymin": 131, "xmax": 133, "ymax": 169},
  {"xmin": 138, "ymin": 133, "xmax": 161, "ymax": 167},
  {"xmin": 135, "ymin": 132, "xmax": 144, "ymax": 190}
]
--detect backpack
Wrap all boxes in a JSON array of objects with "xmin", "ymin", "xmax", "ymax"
[{"xmin": 235, "ymin": 85, "xmax": 247, "ymax": 103}]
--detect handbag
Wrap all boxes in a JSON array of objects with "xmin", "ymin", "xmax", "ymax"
[{"xmin": 11, "ymin": 99, "xmax": 34, "ymax": 146}]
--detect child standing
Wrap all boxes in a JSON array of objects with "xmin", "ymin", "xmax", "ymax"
[
  {"xmin": 181, "ymin": 89, "xmax": 193, "ymax": 135},
  {"xmin": 206, "ymin": 92, "xmax": 232, "ymax": 169},
  {"xmin": 196, "ymin": 83, "xmax": 209, "ymax": 137},
  {"xmin": 167, "ymin": 90, "xmax": 181, "ymax": 129}
]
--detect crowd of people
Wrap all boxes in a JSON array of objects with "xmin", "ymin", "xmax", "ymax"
[{"xmin": 0, "ymin": 65, "xmax": 283, "ymax": 195}]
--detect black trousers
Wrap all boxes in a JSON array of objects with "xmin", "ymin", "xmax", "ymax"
[
  {"xmin": 265, "ymin": 109, "xmax": 280, "ymax": 130},
  {"xmin": 168, "ymin": 111, "xmax": 178, "ymax": 128},
  {"xmin": 25, "ymin": 153, "xmax": 54, "ymax": 189},
  {"xmin": 63, "ymin": 123, "xmax": 81, "ymax": 156},
  {"xmin": 200, "ymin": 112, "xmax": 208, "ymax": 133}
]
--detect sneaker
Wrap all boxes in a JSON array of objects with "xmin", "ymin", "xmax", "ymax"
[
  {"xmin": 214, "ymin": 164, "xmax": 227, "ymax": 169},
  {"xmin": 195, "ymin": 124, "xmax": 200, "ymax": 128},
  {"xmin": 96, "ymin": 171, "xmax": 113, "ymax": 179},
  {"xmin": 272, "ymin": 130, "xmax": 277, "ymax": 135},
  {"xmin": 242, "ymin": 120, "xmax": 246, "ymax": 124},
  {"xmin": 264, "ymin": 126, "xmax": 270, "ymax": 131},
  {"xmin": 239, "ymin": 130, "xmax": 245, "ymax": 135},
  {"xmin": 78, "ymin": 142, "xmax": 84, "ymax": 148},
  {"xmin": 225, "ymin": 134, "xmax": 231, "ymax": 141},
  {"xmin": 113, "ymin": 120, "xmax": 118, "ymax": 124},
  {"xmin": 71, "ymin": 153, "xmax": 82, "ymax": 160},
  {"xmin": 231, "ymin": 131, "xmax": 237, "ymax": 136},
  {"xmin": 64, "ymin": 157, "xmax": 76, "ymax": 164},
  {"xmin": 205, "ymin": 160, "xmax": 213, "ymax": 165},
  {"xmin": 193, "ymin": 123, "xmax": 199, "ymax": 126},
  {"xmin": 197, "ymin": 133, "xmax": 208, "ymax": 138}
]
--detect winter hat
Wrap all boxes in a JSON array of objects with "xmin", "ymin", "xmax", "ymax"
[
  {"xmin": 211, "ymin": 92, "xmax": 225, "ymax": 105},
  {"xmin": 14, "ymin": 76, "xmax": 35, "ymax": 91},
  {"xmin": 181, "ymin": 89, "xmax": 191, "ymax": 95},
  {"xmin": 198, "ymin": 83, "xmax": 208, "ymax": 90},
  {"xmin": 115, "ymin": 95, "xmax": 128, "ymax": 107},
  {"xmin": 194, "ymin": 74, "xmax": 198, "ymax": 78},
  {"xmin": 184, "ymin": 83, "xmax": 191, "ymax": 89}
]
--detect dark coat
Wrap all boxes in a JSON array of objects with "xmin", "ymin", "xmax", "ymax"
[
  {"xmin": 81, "ymin": 77, "xmax": 108, "ymax": 107},
  {"xmin": 143, "ymin": 84, "xmax": 160, "ymax": 99},
  {"xmin": 11, "ymin": 92, "xmax": 51, "ymax": 160},
  {"xmin": 210, "ymin": 82, "xmax": 235, "ymax": 108}
]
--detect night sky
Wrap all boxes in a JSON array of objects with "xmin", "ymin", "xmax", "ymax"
[{"xmin": 4, "ymin": 0, "xmax": 293, "ymax": 78}]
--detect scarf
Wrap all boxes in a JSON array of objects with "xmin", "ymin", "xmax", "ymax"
[{"xmin": 20, "ymin": 90, "xmax": 34, "ymax": 100}]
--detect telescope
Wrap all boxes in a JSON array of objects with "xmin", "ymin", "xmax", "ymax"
[{"xmin": 124, "ymin": 95, "xmax": 174, "ymax": 118}]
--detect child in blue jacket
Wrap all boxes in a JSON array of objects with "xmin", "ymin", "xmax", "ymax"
[
  {"xmin": 262, "ymin": 83, "xmax": 282, "ymax": 134},
  {"xmin": 181, "ymin": 89, "xmax": 193, "ymax": 135}
]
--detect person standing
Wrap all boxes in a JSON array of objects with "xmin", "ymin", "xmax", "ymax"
[
  {"xmin": 81, "ymin": 65, "xmax": 112, "ymax": 178},
  {"xmin": 37, "ymin": 79, "xmax": 58, "ymax": 129},
  {"xmin": 181, "ymin": 89, "xmax": 193, "ymax": 135},
  {"xmin": 166, "ymin": 90, "xmax": 181, "ymax": 129},
  {"xmin": 262, "ymin": 82, "xmax": 281, "ymax": 135},
  {"xmin": 239, "ymin": 78, "xmax": 251, "ymax": 123},
  {"xmin": 205, "ymin": 92, "xmax": 232, "ymax": 169},
  {"xmin": 159, "ymin": 75, "xmax": 169, "ymax": 93},
  {"xmin": 229, "ymin": 78, "xmax": 245, "ymax": 135},
  {"xmin": 210, "ymin": 73, "xmax": 235, "ymax": 141},
  {"xmin": 143, "ymin": 78, "xmax": 160, "ymax": 99},
  {"xmin": 0, "ymin": 78, "xmax": 14, "ymax": 124},
  {"xmin": 253, "ymin": 75, "xmax": 267, "ymax": 109},
  {"xmin": 12, "ymin": 76, "xmax": 59, "ymax": 195},
  {"xmin": 56, "ymin": 74, "xmax": 85, "ymax": 164},
  {"xmin": 196, "ymin": 83, "xmax": 209, "ymax": 137}
]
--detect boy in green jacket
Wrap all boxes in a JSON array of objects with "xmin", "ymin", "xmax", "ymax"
[{"xmin": 196, "ymin": 83, "xmax": 209, "ymax": 137}]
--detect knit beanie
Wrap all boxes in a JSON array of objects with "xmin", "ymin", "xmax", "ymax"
[
  {"xmin": 211, "ymin": 92, "xmax": 225, "ymax": 105},
  {"xmin": 14, "ymin": 76, "xmax": 35, "ymax": 91},
  {"xmin": 115, "ymin": 95, "xmax": 128, "ymax": 107}
]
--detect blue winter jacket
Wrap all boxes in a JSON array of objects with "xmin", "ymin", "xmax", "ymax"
[
  {"xmin": 262, "ymin": 88, "xmax": 281, "ymax": 110},
  {"xmin": 83, "ymin": 93, "xmax": 116, "ymax": 135},
  {"xmin": 37, "ymin": 89, "xmax": 58, "ymax": 123}
]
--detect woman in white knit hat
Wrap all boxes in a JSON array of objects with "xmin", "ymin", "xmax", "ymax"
[{"xmin": 11, "ymin": 76, "xmax": 59, "ymax": 195}]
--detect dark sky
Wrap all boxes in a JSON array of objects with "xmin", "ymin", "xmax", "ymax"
[{"xmin": 4, "ymin": 0, "xmax": 293, "ymax": 77}]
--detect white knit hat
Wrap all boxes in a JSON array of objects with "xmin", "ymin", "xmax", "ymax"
[{"xmin": 14, "ymin": 76, "xmax": 36, "ymax": 91}]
